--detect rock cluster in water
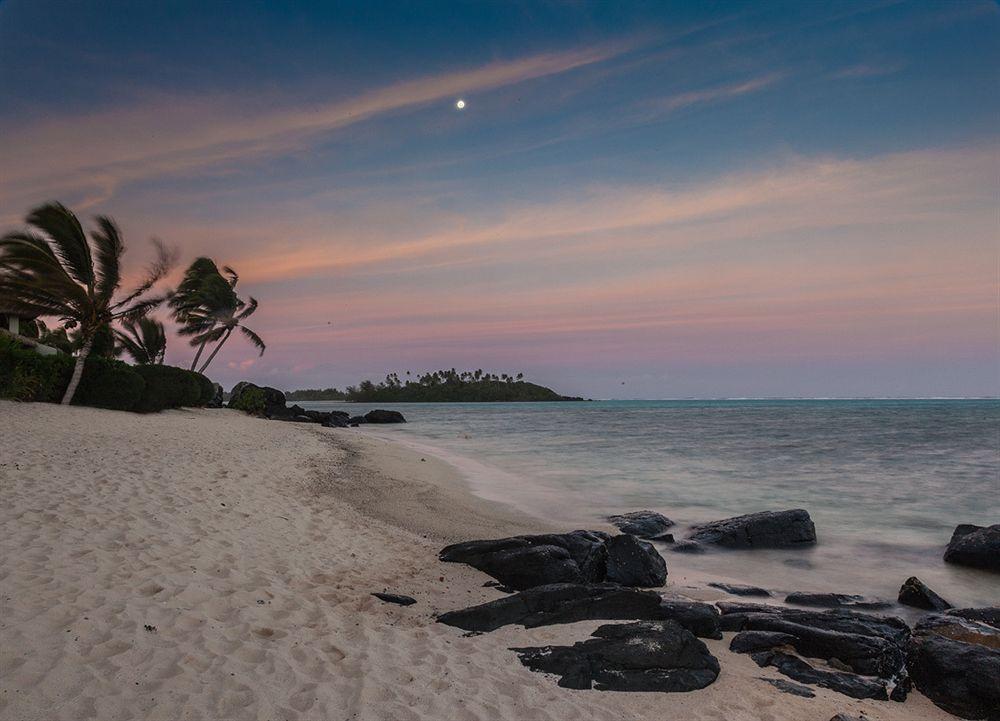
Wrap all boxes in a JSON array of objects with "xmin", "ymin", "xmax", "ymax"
[
  {"xmin": 227, "ymin": 381, "xmax": 405, "ymax": 426},
  {"xmin": 943, "ymin": 523, "xmax": 1000, "ymax": 572},
  {"xmin": 429, "ymin": 508, "xmax": 1000, "ymax": 717}
]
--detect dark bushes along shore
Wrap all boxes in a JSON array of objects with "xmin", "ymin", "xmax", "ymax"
[{"xmin": 0, "ymin": 336, "xmax": 214, "ymax": 412}]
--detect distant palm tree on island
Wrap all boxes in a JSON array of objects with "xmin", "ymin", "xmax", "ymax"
[
  {"xmin": 169, "ymin": 258, "xmax": 264, "ymax": 374},
  {"xmin": 0, "ymin": 203, "xmax": 175, "ymax": 404},
  {"xmin": 286, "ymin": 369, "xmax": 583, "ymax": 402},
  {"xmin": 115, "ymin": 317, "xmax": 167, "ymax": 365}
]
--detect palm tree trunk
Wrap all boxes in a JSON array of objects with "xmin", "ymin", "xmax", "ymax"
[
  {"xmin": 198, "ymin": 328, "xmax": 233, "ymax": 374},
  {"xmin": 190, "ymin": 339, "xmax": 208, "ymax": 370},
  {"xmin": 61, "ymin": 336, "xmax": 93, "ymax": 405}
]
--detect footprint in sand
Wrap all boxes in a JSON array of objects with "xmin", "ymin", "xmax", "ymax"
[{"xmin": 139, "ymin": 583, "xmax": 164, "ymax": 596}]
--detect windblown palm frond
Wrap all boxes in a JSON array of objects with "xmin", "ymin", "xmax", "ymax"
[
  {"xmin": 0, "ymin": 202, "xmax": 176, "ymax": 404},
  {"xmin": 115, "ymin": 317, "xmax": 167, "ymax": 365}
]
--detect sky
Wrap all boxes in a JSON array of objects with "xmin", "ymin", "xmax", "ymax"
[{"xmin": 1, "ymin": 0, "xmax": 998, "ymax": 398}]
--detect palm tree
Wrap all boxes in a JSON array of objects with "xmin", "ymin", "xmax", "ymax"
[
  {"xmin": 191, "ymin": 295, "xmax": 264, "ymax": 373},
  {"xmin": 168, "ymin": 258, "xmax": 239, "ymax": 370},
  {"xmin": 115, "ymin": 317, "xmax": 167, "ymax": 365},
  {"xmin": 0, "ymin": 202, "xmax": 175, "ymax": 404}
]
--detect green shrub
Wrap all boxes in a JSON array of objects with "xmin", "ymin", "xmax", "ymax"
[
  {"xmin": 230, "ymin": 385, "xmax": 265, "ymax": 414},
  {"xmin": 132, "ymin": 365, "xmax": 202, "ymax": 412},
  {"xmin": 72, "ymin": 356, "xmax": 146, "ymax": 411},
  {"xmin": 0, "ymin": 337, "xmax": 73, "ymax": 401},
  {"xmin": 191, "ymin": 371, "xmax": 215, "ymax": 406}
]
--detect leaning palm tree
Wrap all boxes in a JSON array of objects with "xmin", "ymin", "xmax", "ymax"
[
  {"xmin": 168, "ymin": 258, "xmax": 239, "ymax": 370},
  {"xmin": 192, "ymin": 295, "xmax": 264, "ymax": 373},
  {"xmin": 115, "ymin": 317, "xmax": 167, "ymax": 365},
  {"xmin": 0, "ymin": 202, "xmax": 175, "ymax": 404}
]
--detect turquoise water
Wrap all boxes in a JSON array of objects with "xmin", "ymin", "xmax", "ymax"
[{"xmin": 301, "ymin": 399, "xmax": 1000, "ymax": 606}]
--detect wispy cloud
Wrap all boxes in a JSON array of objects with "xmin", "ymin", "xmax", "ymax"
[
  {"xmin": 831, "ymin": 62, "xmax": 905, "ymax": 79},
  {"xmin": 0, "ymin": 40, "xmax": 635, "ymax": 215}
]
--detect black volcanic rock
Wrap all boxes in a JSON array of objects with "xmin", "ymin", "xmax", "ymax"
[
  {"xmin": 513, "ymin": 620, "xmax": 720, "ymax": 692},
  {"xmin": 601, "ymin": 534, "xmax": 668, "ymax": 587},
  {"xmin": 688, "ymin": 509, "xmax": 816, "ymax": 549},
  {"xmin": 760, "ymin": 678, "xmax": 816, "ymax": 698},
  {"xmin": 750, "ymin": 650, "xmax": 890, "ymax": 700},
  {"xmin": 606, "ymin": 510, "xmax": 674, "ymax": 539},
  {"xmin": 364, "ymin": 409, "xmax": 406, "ymax": 423},
  {"xmin": 730, "ymin": 630, "xmax": 797, "ymax": 653},
  {"xmin": 943, "ymin": 524, "xmax": 1000, "ymax": 572},
  {"xmin": 907, "ymin": 615, "xmax": 1000, "ymax": 719},
  {"xmin": 785, "ymin": 592, "xmax": 893, "ymax": 610},
  {"xmin": 708, "ymin": 582, "xmax": 771, "ymax": 597},
  {"xmin": 945, "ymin": 607, "xmax": 1000, "ymax": 629},
  {"xmin": 897, "ymin": 576, "xmax": 951, "ymax": 611},
  {"xmin": 372, "ymin": 592, "xmax": 416, "ymax": 606},
  {"xmin": 439, "ymin": 530, "xmax": 669, "ymax": 591},
  {"xmin": 436, "ymin": 582, "xmax": 721, "ymax": 638},
  {"xmin": 669, "ymin": 540, "xmax": 705, "ymax": 553},
  {"xmin": 717, "ymin": 602, "xmax": 911, "ymax": 645},
  {"xmin": 439, "ymin": 531, "xmax": 609, "ymax": 591}
]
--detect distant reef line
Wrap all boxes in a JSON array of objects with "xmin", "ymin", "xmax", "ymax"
[{"xmin": 283, "ymin": 369, "xmax": 584, "ymax": 402}]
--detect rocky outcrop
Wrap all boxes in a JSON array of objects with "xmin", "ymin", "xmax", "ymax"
[
  {"xmin": 708, "ymin": 582, "xmax": 771, "ymax": 597},
  {"xmin": 363, "ymin": 409, "xmax": 406, "ymax": 423},
  {"xmin": 717, "ymin": 601, "xmax": 911, "ymax": 645},
  {"xmin": 750, "ymin": 650, "xmax": 890, "ymax": 700},
  {"xmin": 436, "ymin": 582, "xmax": 721, "ymax": 638},
  {"xmin": 760, "ymin": 678, "xmax": 816, "ymax": 698},
  {"xmin": 943, "ymin": 524, "xmax": 1000, "ymax": 572},
  {"xmin": 606, "ymin": 510, "xmax": 674, "ymax": 539},
  {"xmin": 907, "ymin": 614, "xmax": 1000, "ymax": 719},
  {"xmin": 687, "ymin": 509, "xmax": 816, "ymax": 549},
  {"xmin": 945, "ymin": 607, "xmax": 1000, "ymax": 629},
  {"xmin": 784, "ymin": 592, "xmax": 893, "ymax": 610},
  {"xmin": 439, "ymin": 530, "xmax": 666, "ymax": 591},
  {"xmin": 513, "ymin": 620, "xmax": 719, "ymax": 692},
  {"xmin": 897, "ymin": 577, "xmax": 951, "ymax": 611},
  {"xmin": 228, "ymin": 381, "xmax": 287, "ymax": 416}
]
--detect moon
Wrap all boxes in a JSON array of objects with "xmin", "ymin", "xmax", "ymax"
[{"xmin": 456, "ymin": 99, "xmax": 466, "ymax": 110}]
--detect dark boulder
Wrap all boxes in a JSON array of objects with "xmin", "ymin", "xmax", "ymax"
[
  {"xmin": 513, "ymin": 620, "xmax": 719, "ymax": 692},
  {"xmin": 439, "ymin": 531, "xmax": 608, "ymax": 591},
  {"xmin": 348, "ymin": 416, "xmax": 365, "ymax": 426},
  {"xmin": 364, "ymin": 409, "xmax": 406, "ymax": 423},
  {"xmin": 907, "ymin": 616, "xmax": 1000, "ymax": 719},
  {"xmin": 372, "ymin": 592, "xmax": 416, "ymax": 606},
  {"xmin": 717, "ymin": 601, "xmax": 911, "ymax": 645},
  {"xmin": 943, "ymin": 524, "xmax": 1000, "ymax": 572},
  {"xmin": 708, "ymin": 582, "xmax": 771, "ymax": 597},
  {"xmin": 439, "ymin": 530, "xmax": 668, "ymax": 591},
  {"xmin": 436, "ymin": 582, "xmax": 721, "ymax": 638},
  {"xmin": 730, "ymin": 630, "xmax": 797, "ymax": 653},
  {"xmin": 322, "ymin": 412, "xmax": 351, "ymax": 428},
  {"xmin": 208, "ymin": 382, "xmax": 224, "ymax": 408},
  {"xmin": 688, "ymin": 509, "xmax": 816, "ymax": 549},
  {"xmin": 829, "ymin": 715, "xmax": 870, "ymax": 721},
  {"xmin": 606, "ymin": 510, "xmax": 674, "ymax": 539},
  {"xmin": 784, "ymin": 592, "xmax": 893, "ymax": 610},
  {"xmin": 760, "ymin": 678, "xmax": 816, "ymax": 698},
  {"xmin": 945, "ymin": 607, "xmax": 1000, "ymax": 630},
  {"xmin": 750, "ymin": 650, "xmax": 890, "ymax": 700},
  {"xmin": 897, "ymin": 576, "xmax": 951, "ymax": 611},
  {"xmin": 228, "ymin": 381, "xmax": 287, "ymax": 416},
  {"xmin": 601, "ymin": 534, "xmax": 668, "ymax": 587},
  {"xmin": 730, "ymin": 617, "xmax": 905, "ymax": 678}
]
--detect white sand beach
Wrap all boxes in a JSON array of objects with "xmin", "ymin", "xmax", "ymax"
[{"xmin": 0, "ymin": 402, "xmax": 957, "ymax": 721}]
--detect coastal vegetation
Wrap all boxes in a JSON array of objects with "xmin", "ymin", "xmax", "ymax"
[
  {"xmin": 0, "ymin": 201, "xmax": 263, "ymax": 413},
  {"xmin": 290, "ymin": 369, "xmax": 583, "ymax": 402},
  {"xmin": 169, "ymin": 258, "xmax": 264, "ymax": 374},
  {"xmin": 0, "ymin": 202, "xmax": 176, "ymax": 404}
]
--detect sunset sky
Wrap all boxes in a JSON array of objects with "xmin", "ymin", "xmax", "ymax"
[{"xmin": 1, "ymin": 1, "xmax": 997, "ymax": 398}]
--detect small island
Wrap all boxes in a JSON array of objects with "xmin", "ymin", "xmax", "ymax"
[{"xmin": 286, "ymin": 369, "xmax": 584, "ymax": 402}]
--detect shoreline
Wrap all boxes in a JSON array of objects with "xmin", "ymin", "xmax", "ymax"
[{"xmin": 0, "ymin": 402, "xmax": 961, "ymax": 720}]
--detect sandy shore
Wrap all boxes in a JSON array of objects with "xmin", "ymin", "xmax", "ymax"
[{"xmin": 0, "ymin": 402, "xmax": 955, "ymax": 721}]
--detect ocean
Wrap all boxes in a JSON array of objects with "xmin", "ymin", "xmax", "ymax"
[{"xmin": 299, "ymin": 399, "xmax": 1000, "ymax": 607}]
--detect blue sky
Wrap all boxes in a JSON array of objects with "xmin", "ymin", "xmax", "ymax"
[{"xmin": 1, "ymin": 1, "xmax": 998, "ymax": 397}]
